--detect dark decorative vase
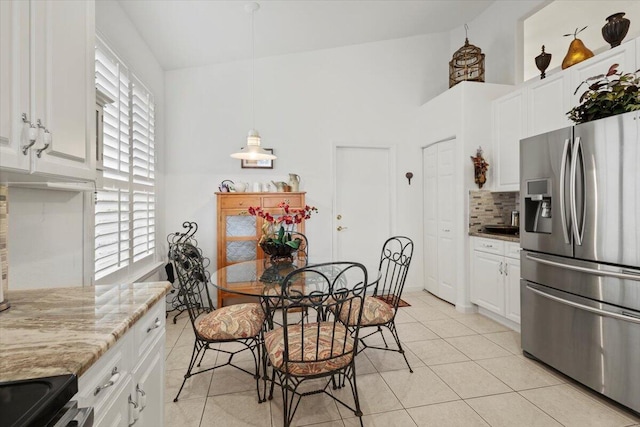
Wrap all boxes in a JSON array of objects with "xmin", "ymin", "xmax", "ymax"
[
  {"xmin": 602, "ymin": 12, "xmax": 630, "ymax": 48},
  {"xmin": 535, "ymin": 45, "xmax": 552, "ymax": 79},
  {"xmin": 260, "ymin": 241, "xmax": 295, "ymax": 264}
]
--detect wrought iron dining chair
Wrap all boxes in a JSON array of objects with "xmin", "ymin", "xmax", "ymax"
[
  {"xmin": 339, "ymin": 236, "xmax": 415, "ymax": 372},
  {"xmin": 264, "ymin": 262, "xmax": 369, "ymax": 427},
  {"xmin": 169, "ymin": 233, "xmax": 266, "ymax": 403}
]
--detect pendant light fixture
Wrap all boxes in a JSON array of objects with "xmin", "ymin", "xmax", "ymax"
[{"xmin": 231, "ymin": 2, "xmax": 276, "ymax": 161}]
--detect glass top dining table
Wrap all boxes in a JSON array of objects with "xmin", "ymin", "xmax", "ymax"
[{"xmin": 212, "ymin": 259, "xmax": 379, "ymax": 306}]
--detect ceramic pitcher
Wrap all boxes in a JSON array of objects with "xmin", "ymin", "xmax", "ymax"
[{"xmin": 288, "ymin": 173, "xmax": 300, "ymax": 192}]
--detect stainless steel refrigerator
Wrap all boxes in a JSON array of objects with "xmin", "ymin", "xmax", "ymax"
[{"xmin": 520, "ymin": 110, "xmax": 640, "ymax": 414}]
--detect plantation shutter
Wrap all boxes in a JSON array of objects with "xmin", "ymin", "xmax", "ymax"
[{"xmin": 94, "ymin": 38, "xmax": 155, "ymax": 281}]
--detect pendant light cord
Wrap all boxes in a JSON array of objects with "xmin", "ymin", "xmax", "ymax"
[{"xmin": 251, "ymin": 6, "xmax": 255, "ymax": 130}]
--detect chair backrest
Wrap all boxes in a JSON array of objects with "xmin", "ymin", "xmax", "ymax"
[
  {"xmin": 375, "ymin": 236, "xmax": 414, "ymax": 310},
  {"xmin": 168, "ymin": 226, "xmax": 215, "ymax": 333},
  {"xmin": 289, "ymin": 231, "xmax": 309, "ymax": 264},
  {"xmin": 274, "ymin": 262, "xmax": 369, "ymax": 373}
]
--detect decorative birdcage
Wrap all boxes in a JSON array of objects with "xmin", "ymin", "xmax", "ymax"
[{"xmin": 449, "ymin": 25, "xmax": 485, "ymax": 88}]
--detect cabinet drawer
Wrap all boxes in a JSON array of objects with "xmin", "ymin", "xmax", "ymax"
[
  {"xmin": 134, "ymin": 301, "xmax": 165, "ymax": 359},
  {"xmin": 219, "ymin": 196, "xmax": 261, "ymax": 209},
  {"xmin": 505, "ymin": 242, "xmax": 521, "ymax": 259},
  {"xmin": 473, "ymin": 237, "xmax": 505, "ymax": 255},
  {"xmin": 76, "ymin": 331, "xmax": 133, "ymax": 415},
  {"xmin": 262, "ymin": 194, "xmax": 303, "ymax": 208}
]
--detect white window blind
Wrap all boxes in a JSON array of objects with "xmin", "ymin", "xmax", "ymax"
[{"xmin": 95, "ymin": 38, "xmax": 155, "ymax": 281}]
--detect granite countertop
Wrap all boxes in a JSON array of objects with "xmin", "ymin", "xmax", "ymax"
[
  {"xmin": 0, "ymin": 281, "xmax": 171, "ymax": 382},
  {"xmin": 469, "ymin": 231, "xmax": 520, "ymax": 243}
]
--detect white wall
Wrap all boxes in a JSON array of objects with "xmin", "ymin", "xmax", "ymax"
[
  {"xmin": 164, "ymin": 33, "xmax": 450, "ymax": 290},
  {"xmin": 449, "ymin": 0, "xmax": 546, "ymax": 85}
]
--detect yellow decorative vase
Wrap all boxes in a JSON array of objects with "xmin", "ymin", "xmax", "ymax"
[{"xmin": 562, "ymin": 37, "xmax": 594, "ymax": 69}]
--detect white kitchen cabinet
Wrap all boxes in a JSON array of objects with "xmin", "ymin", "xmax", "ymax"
[
  {"xmin": 76, "ymin": 300, "xmax": 165, "ymax": 427},
  {"xmin": 527, "ymin": 72, "xmax": 572, "ymax": 138},
  {"xmin": 569, "ymin": 39, "xmax": 636, "ymax": 109},
  {"xmin": 0, "ymin": 0, "xmax": 30, "ymax": 172},
  {"xmin": 415, "ymin": 82, "xmax": 513, "ymax": 309},
  {"xmin": 0, "ymin": 0, "xmax": 96, "ymax": 181},
  {"xmin": 492, "ymin": 89, "xmax": 525, "ymax": 191},
  {"xmin": 470, "ymin": 237, "xmax": 521, "ymax": 326}
]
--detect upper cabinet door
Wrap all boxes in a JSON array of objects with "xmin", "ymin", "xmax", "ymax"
[
  {"xmin": 527, "ymin": 72, "xmax": 572, "ymax": 138},
  {"xmin": 0, "ymin": 0, "xmax": 30, "ymax": 173},
  {"xmin": 30, "ymin": 0, "xmax": 95, "ymax": 180},
  {"xmin": 569, "ymin": 39, "xmax": 637, "ymax": 108},
  {"xmin": 493, "ymin": 90, "xmax": 525, "ymax": 191}
]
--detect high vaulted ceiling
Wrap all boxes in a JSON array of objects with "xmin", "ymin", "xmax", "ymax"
[{"xmin": 116, "ymin": 0, "xmax": 494, "ymax": 70}]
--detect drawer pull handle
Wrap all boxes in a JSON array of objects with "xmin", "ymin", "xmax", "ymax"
[
  {"xmin": 147, "ymin": 317, "xmax": 161, "ymax": 333},
  {"xmin": 94, "ymin": 367, "xmax": 120, "ymax": 396},
  {"xmin": 128, "ymin": 394, "xmax": 140, "ymax": 425},
  {"xmin": 483, "ymin": 244, "xmax": 493, "ymax": 248},
  {"xmin": 136, "ymin": 384, "xmax": 147, "ymax": 410}
]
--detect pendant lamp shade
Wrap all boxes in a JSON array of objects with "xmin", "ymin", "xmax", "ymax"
[
  {"xmin": 231, "ymin": 2, "xmax": 277, "ymax": 161},
  {"xmin": 230, "ymin": 129, "xmax": 276, "ymax": 160}
]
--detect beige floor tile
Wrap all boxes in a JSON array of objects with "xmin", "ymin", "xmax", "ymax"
[
  {"xmin": 421, "ymin": 319, "xmax": 477, "ymax": 338},
  {"xmin": 165, "ymin": 367, "xmax": 212, "ymax": 403},
  {"xmin": 395, "ymin": 322, "xmax": 439, "ymax": 342},
  {"xmin": 343, "ymin": 409, "xmax": 418, "ymax": 427},
  {"xmin": 445, "ymin": 335, "xmax": 511, "ymax": 360},
  {"xmin": 404, "ymin": 339, "xmax": 469, "ymax": 366},
  {"xmin": 333, "ymin": 373, "xmax": 402, "ymax": 418},
  {"xmin": 380, "ymin": 366, "xmax": 458, "ymax": 408},
  {"xmin": 431, "ymin": 361, "xmax": 511, "ymax": 399},
  {"xmin": 403, "ymin": 306, "xmax": 451, "ymax": 322},
  {"xmin": 467, "ymin": 392, "xmax": 562, "ymax": 427},
  {"xmin": 305, "ymin": 421, "xmax": 345, "ymax": 427},
  {"xmin": 394, "ymin": 309, "xmax": 419, "ymax": 324},
  {"xmin": 476, "ymin": 355, "xmax": 564, "ymax": 391},
  {"xmin": 455, "ymin": 314, "xmax": 510, "ymax": 334},
  {"xmin": 354, "ymin": 352, "xmax": 377, "ymax": 375},
  {"xmin": 270, "ymin": 390, "xmax": 341, "ymax": 426},
  {"xmin": 483, "ymin": 330, "xmax": 522, "ymax": 354},
  {"xmin": 201, "ymin": 390, "xmax": 271, "ymax": 427},
  {"xmin": 208, "ymin": 361, "xmax": 261, "ymax": 396},
  {"xmin": 364, "ymin": 343, "xmax": 424, "ymax": 373},
  {"xmin": 165, "ymin": 331, "xmax": 181, "ymax": 349},
  {"xmin": 520, "ymin": 384, "xmax": 637, "ymax": 427},
  {"xmin": 165, "ymin": 345, "xmax": 197, "ymax": 371},
  {"xmin": 407, "ymin": 400, "xmax": 489, "ymax": 427},
  {"xmin": 164, "ymin": 396, "xmax": 206, "ymax": 427},
  {"xmin": 174, "ymin": 327, "xmax": 196, "ymax": 348}
]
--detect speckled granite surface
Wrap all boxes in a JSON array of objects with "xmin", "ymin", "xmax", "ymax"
[
  {"xmin": 469, "ymin": 231, "xmax": 520, "ymax": 243},
  {"xmin": 0, "ymin": 281, "xmax": 170, "ymax": 382}
]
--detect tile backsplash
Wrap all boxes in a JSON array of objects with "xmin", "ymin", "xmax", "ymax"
[
  {"xmin": 0, "ymin": 185, "xmax": 7, "ymax": 296},
  {"xmin": 469, "ymin": 190, "xmax": 520, "ymax": 233}
]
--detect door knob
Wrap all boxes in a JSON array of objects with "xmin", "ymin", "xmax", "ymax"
[
  {"xmin": 336, "ymin": 214, "xmax": 342, "ymax": 220},
  {"xmin": 337, "ymin": 226, "xmax": 348, "ymax": 231}
]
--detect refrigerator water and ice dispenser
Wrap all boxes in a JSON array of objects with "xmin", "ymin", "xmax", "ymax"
[{"xmin": 524, "ymin": 178, "xmax": 552, "ymax": 234}]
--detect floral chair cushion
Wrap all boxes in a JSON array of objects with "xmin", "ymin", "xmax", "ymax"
[
  {"xmin": 264, "ymin": 322, "xmax": 354, "ymax": 376},
  {"xmin": 196, "ymin": 302, "xmax": 265, "ymax": 341},
  {"xmin": 337, "ymin": 296, "xmax": 394, "ymax": 327}
]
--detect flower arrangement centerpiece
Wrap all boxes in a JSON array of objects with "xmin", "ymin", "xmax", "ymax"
[
  {"xmin": 248, "ymin": 201, "xmax": 317, "ymax": 262},
  {"xmin": 567, "ymin": 63, "xmax": 640, "ymax": 124}
]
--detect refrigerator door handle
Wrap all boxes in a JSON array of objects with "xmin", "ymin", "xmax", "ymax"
[
  {"xmin": 559, "ymin": 138, "xmax": 571, "ymax": 244},
  {"xmin": 526, "ymin": 285, "xmax": 640, "ymax": 324},
  {"xmin": 570, "ymin": 136, "xmax": 583, "ymax": 245},
  {"xmin": 526, "ymin": 253, "xmax": 640, "ymax": 281}
]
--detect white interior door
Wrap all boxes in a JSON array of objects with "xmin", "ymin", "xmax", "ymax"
[
  {"xmin": 436, "ymin": 140, "xmax": 456, "ymax": 303},
  {"xmin": 422, "ymin": 138, "xmax": 456, "ymax": 304},
  {"xmin": 334, "ymin": 146, "xmax": 393, "ymax": 276}
]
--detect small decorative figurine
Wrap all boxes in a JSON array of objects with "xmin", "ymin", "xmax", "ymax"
[
  {"xmin": 471, "ymin": 147, "xmax": 489, "ymax": 189},
  {"xmin": 535, "ymin": 45, "xmax": 552, "ymax": 79},
  {"xmin": 562, "ymin": 26, "xmax": 594, "ymax": 69}
]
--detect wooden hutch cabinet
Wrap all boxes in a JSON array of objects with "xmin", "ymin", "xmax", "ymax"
[{"xmin": 215, "ymin": 192, "xmax": 306, "ymax": 306}]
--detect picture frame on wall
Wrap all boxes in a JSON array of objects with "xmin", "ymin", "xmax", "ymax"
[{"xmin": 240, "ymin": 148, "xmax": 274, "ymax": 169}]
